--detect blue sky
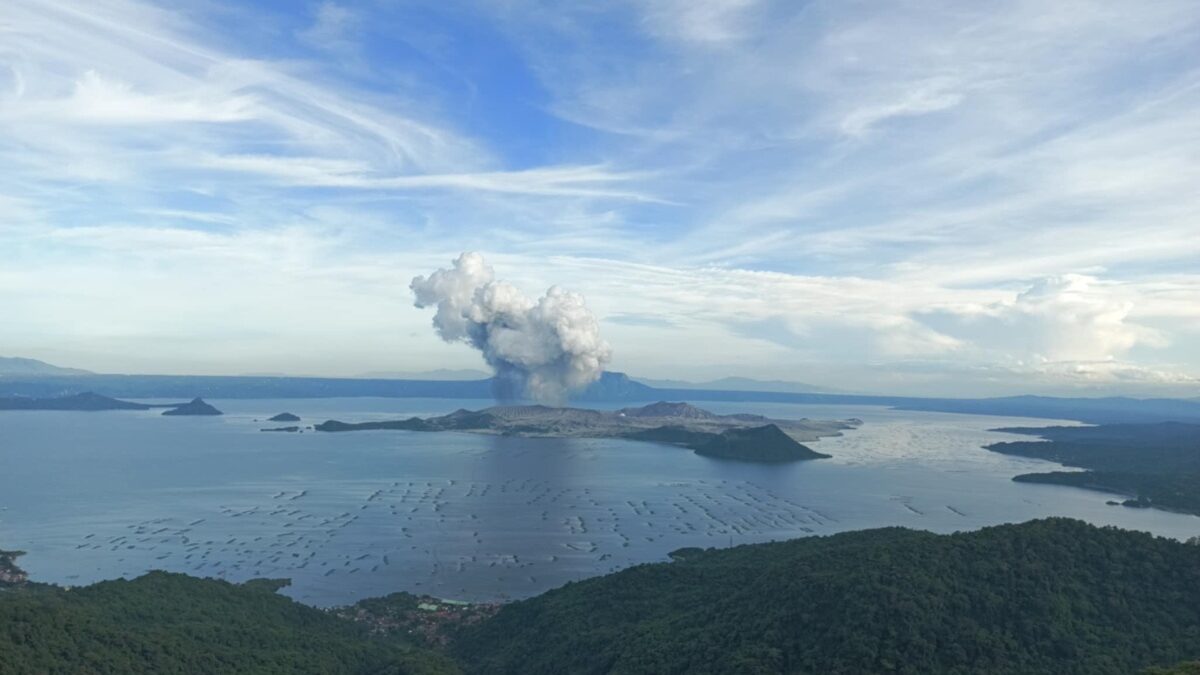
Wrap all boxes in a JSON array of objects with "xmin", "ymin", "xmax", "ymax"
[{"xmin": 1, "ymin": 0, "xmax": 1199, "ymax": 396}]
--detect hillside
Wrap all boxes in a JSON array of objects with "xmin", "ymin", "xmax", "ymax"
[
  {"xmin": 4, "ymin": 520, "xmax": 1200, "ymax": 673},
  {"xmin": 161, "ymin": 397, "xmax": 224, "ymax": 416},
  {"xmin": 453, "ymin": 519, "xmax": 1200, "ymax": 675},
  {"xmin": 622, "ymin": 423, "xmax": 830, "ymax": 462},
  {"xmin": 0, "ymin": 572, "xmax": 456, "ymax": 674},
  {"xmin": 690, "ymin": 424, "xmax": 831, "ymax": 461},
  {"xmin": 988, "ymin": 423, "xmax": 1200, "ymax": 515}
]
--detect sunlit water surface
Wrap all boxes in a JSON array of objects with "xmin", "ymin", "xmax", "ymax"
[{"xmin": 1, "ymin": 398, "xmax": 1197, "ymax": 606}]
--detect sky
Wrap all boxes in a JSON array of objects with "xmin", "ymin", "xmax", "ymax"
[{"xmin": 1, "ymin": 0, "xmax": 1199, "ymax": 397}]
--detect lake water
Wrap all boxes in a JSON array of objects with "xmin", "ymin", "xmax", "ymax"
[{"xmin": 1, "ymin": 398, "xmax": 1197, "ymax": 606}]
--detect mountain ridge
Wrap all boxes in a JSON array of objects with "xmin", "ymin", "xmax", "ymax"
[
  {"xmin": 0, "ymin": 356, "xmax": 92, "ymax": 377},
  {"xmin": 1, "ymin": 366, "xmax": 1197, "ymax": 424}
]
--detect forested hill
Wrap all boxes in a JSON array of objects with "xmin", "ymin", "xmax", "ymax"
[
  {"xmin": 4, "ymin": 520, "xmax": 1200, "ymax": 673},
  {"xmin": 988, "ymin": 422, "xmax": 1200, "ymax": 515},
  {"xmin": 452, "ymin": 519, "xmax": 1200, "ymax": 675},
  {"xmin": 0, "ymin": 573, "xmax": 458, "ymax": 674}
]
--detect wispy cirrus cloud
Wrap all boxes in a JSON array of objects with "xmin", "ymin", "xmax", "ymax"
[{"xmin": 1, "ymin": 0, "xmax": 1198, "ymax": 395}]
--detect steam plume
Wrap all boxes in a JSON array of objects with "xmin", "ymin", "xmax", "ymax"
[{"xmin": 411, "ymin": 252, "xmax": 611, "ymax": 404}]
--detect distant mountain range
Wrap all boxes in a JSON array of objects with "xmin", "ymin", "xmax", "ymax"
[
  {"xmin": 1, "ymin": 357, "xmax": 1198, "ymax": 425},
  {"xmin": 2, "ymin": 358, "xmax": 841, "ymax": 392},
  {"xmin": 633, "ymin": 375, "xmax": 845, "ymax": 394},
  {"xmin": 355, "ymin": 368, "xmax": 493, "ymax": 380},
  {"xmin": 0, "ymin": 356, "xmax": 92, "ymax": 377}
]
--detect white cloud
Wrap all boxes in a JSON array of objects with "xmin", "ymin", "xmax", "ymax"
[
  {"xmin": 0, "ymin": 0, "xmax": 485, "ymax": 184},
  {"xmin": 193, "ymin": 154, "xmax": 659, "ymax": 199},
  {"xmin": 297, "ymin": 3, "xmax": 361, "ymax": 53},
  {"xmin": 839, "ymin": 83, "xmax": 963, "ymax": 137},
  {"xmin": 919, "ymin": 274, "xmax": 1168, "ymax": 366},
  {"xmin": 61, "ymin": 70, "xmax": 255, "ymax": 124},
  {"xmin": 1, "ymin": 0, "xmax": 1199, "ymax": 395},
  {"xmin": 636, "ymin": 0, "xmax": 761, "ymax": 45}
]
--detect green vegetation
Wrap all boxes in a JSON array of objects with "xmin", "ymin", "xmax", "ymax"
[
  {"xmin": 337, "ymin": 593, "xmax": 500, "ymax": 647},
  {"xmin": 0, "ymin": 572, "xmax": 457, "ymax": 674},
  {"xmin": 6, "ymin": 519, "xmax": 1200, "ymax": 673},
  {"xmin": 1145, "ymin": 663, "xmax": 1200, "ymax": 675},
  {"xmin": 453, "ymin": 519, "xmax": 1200, "ymax": 674},
  {"xmin": 988, "ymin": 422, "xmax": 1200, "ymax": 515},
  {"xmin": 0, "ymin": 549, "xmax": 28, "ymax": 586}
]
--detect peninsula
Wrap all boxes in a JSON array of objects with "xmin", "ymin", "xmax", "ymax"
[
  {"xmin": 986, "ymin": 422, "xmax": 1200, "ymax": 516},
  {"xmin": 316, "ymin": 401, "xmax": 855, "ymax": 462},
  {"xmin": 0, "ymin": 392, "xmax": 151, "ymax": 412}
]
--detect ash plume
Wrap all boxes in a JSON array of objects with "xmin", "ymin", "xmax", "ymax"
[{"xmin": 410, "ymin": 252, "xmax": 611, "ymax": 404}]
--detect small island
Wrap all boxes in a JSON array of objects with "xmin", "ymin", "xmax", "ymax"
[
  {"xmin": 269, "ymin": 412, "xmax": 301, "ymax": 422},
  {"xmin": 316, "ymin": 401, "xmax": 856, "ymax": 463},
  {"xmin": 261, "ymin": 426, "xmax": 300, "ymax": 433},
  {"xmin": 162, "ymin": 398, "xmax": 223, "ymax": 416}
]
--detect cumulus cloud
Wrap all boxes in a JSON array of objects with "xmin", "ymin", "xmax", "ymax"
[
  {"xmin": 920, "ymin": 274, "xmax": 1166, "ymax": 365},
  {"xmin": 410, "ymin": 253, "xmax": 611, "ymax": 404},
  {"xmin": 1031, "ymin": 360, "xmax": 1199, "ymax": 386}
]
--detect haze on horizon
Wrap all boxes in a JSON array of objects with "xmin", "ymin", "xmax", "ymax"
[{"xmin": 1, "ymin": 0, "xmax": 1199, "ymax": 398}]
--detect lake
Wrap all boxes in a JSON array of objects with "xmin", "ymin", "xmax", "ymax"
[{"xmin": 1, "ymin": 397, "xmax": 1197, "ymax": 606}]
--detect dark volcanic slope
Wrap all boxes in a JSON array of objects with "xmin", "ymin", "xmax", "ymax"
[
  {"xmin": 624, "ymin": 423, "xmax": 830, "ymax": 461},
  {"xmin": 162, "ymin": 397, "xmax": 223, "ymax": 416},
  {"xmin": 690, "ymin": 424, "xmax": 831, "ymax": 461},
  {"xmin": 453, "ymin": 519, "xmax": 1200, "ymax": 675}
]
